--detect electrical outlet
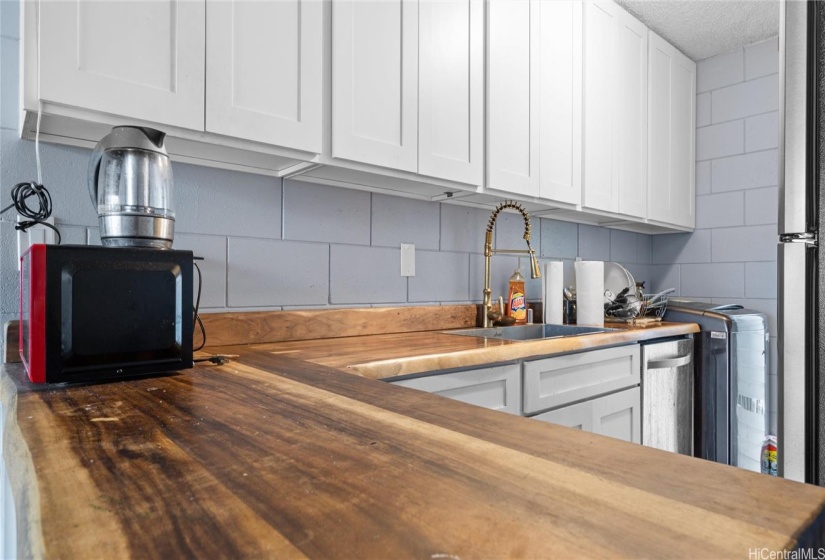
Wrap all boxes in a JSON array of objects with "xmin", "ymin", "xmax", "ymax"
[
  {"xmin": 400, "ymin": 243, "xmax": 415, "ymax": 277},
  {"xmin": 17, "ymin": 216, "xmax": 56, "ymax": 270}
]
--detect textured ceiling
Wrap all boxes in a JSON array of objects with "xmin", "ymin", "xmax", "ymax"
[{"xmin": 614, "ymin": 0, "xmax": 779, "ymax": 61}]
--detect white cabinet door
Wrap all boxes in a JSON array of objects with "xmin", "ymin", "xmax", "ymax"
[
  {"xmin": 533, "ymin": 387, "xmax": 641, "ymax": 444},
  {"xmin": 538, "ymin": 0, "xmax": 582, "ymax": 206},
  {"xmin": 206, "ymin": 0, "xmax": 323, "ymax": 152},
  {"xmin": 522, "ymin": 345, "xmax": 640, "ymax": 415},
  {"xmin": 39, "ymin": 0, "xmax": 205, "ymax": 131},
  {"xmin": 389, "ymin": 364, "xmax": 521, "ymax": 415},
  {"xmin": 332, "ymin": 0, "xmax": 418, "ymax": 172},
  {"xmin": 582, "ymin": 1, "xmax": 647, "ymax": 217},
  {"xmin": 648, "ymin": 32, "xmax": 696, "ymax": 228},
  {"xmin": 614, "ymin": 9, "xmax": 647, "ymax": 219},
  {"xmin": 487, "ymin": 0, "xmax": 540, "ymax": 197},
  {"xmin": 592, "ymin": 387, "xmax": 641, "ymax": 443},
  {"xmin": 582, "ymin": 1, "xmax": 618, "ymax": 212},
  {"xmin": 533, "ymin": 399, "xmax": 593, "ymax": 431},
  {"xmin": 418, "ymin": 0, "xmax": 483, "ymax": 185}
]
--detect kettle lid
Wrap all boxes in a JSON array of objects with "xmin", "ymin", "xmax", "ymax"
[{"xmin": 97, "ymin": 126, "xmax": 168, "ymax": 155}]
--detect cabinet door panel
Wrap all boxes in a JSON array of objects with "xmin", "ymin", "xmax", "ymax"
[
  {"xmin": 487, "ymin": 0, "xmax": 540, "ymax": 196},
  {"xmin": 39, "ymin": 0, "xmax": 205, "ymax": 131},
  {"xmin": 534, "ymin": 387, "xmax": 640, "ymax": 444},
  {"xmin": 523, "ymin": 345, "xmax": 640, "ymax": 415},
  {"xmin": 539, "ymin": 0, "xmax": 582, "ymax": 205},
  {"xmin": 206, "ymin": 0, "xmax": 322, "ymax": 152},
  {"xmin": 390, "ymin": 364, "xmax": 521, "ymax": 415},
  {"xmin": 418, "ymin": 0, "xmax": 483, "ymax": 185},
  {"xmin": 533, "ymin": 400, "xmax": 593, "ymax": 431},
  {"xmin": 615, "ymin": 11, "xmax": 647, "ymax": 218},
  {"xmin": 647, "ymin": 32, "xmax": 696, "ymax": 228},
  {"xmin": 332, "ymin": 0, "xmax": 418, "ymax": 172},
  {"xmin": 592, "ymin": 387, "xmax": 641, "ymax": 443},
  {"xmin": 647, "ymin": 35, "xmax": 673, "ymax": 223},
  {"xmin": 582, "ymin": 1, "xmax": 617, "ymax": 212},
  {"xmin": 671, "ymin": 52, "xmax": 696, "ymax": 228}
]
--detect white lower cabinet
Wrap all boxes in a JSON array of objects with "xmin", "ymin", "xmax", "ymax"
[
  {"xmin": 532, "ymin": 387, "xmax": 641, "ymax": 444},
  {"xmin": 522, "ymin": 345, "xmax": 641, "ymax": 444},
  {"xmin": 387, "ymin": 345, "xmax": 644, "ymax": 443},
  {"xmin": 389, "ymin": 364, "xmax": 521, "ymax": 415}
]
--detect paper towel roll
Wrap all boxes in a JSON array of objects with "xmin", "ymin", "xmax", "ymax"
[
  {"xmin": 542, "ymin": 262, "xmax": 564, "ymax": 324},
  {"xmin": 575, "ymin": 261, "xmax": 604, "ymax": 326}
]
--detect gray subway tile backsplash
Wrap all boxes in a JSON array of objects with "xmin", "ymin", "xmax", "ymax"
[
  {"xmin": 440, "ymin": 203, "xmax": 489, "ymax": 254},
  {"xmin": 409, "ymin": 250, "xmax": 470, "ymax": 303},
  {"xmin": 330, "ymin": 245, "xmax": 407, "ymax": 304},
  {"xmin": 577, "ymin": 224, "xmax": 610, "ymax": 262},
  {"xmin": 540, "ymin": 218, "xmax": 578, "ymax": 260},
  {"xmin": 371, "ymin": 193, "xmax": 440, "ymax": 251},
  {"xmin": 283, "ymin": 179, "xmax": 370, "ymax": 245},
  {"xmin": 174, "ymin": 162, "xmax": 283, "ymax": 239},
  {"xmin": 228, "ymin": 238, "xmax": 329, "ymax": 307},
  {"xmin": 176, "ymin": 233, "xmax": 227, "ymax": 309},
  {"xmin": 651, "ymin": 230, "xmax": 711, "ymax": 264}
]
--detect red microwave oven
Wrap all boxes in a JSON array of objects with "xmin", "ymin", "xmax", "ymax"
[{"xmin": 20, "ymin": 244, "xmax": 194, "ymax": 383}]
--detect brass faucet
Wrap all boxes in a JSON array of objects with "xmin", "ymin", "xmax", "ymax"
[{"xmin": 483, "ymin": 201, "xmax": 541, "ymax": 328}]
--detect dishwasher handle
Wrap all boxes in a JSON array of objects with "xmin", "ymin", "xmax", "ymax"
[{"xmin": 647, "ymin": 354, "xmax": 692, "ymax": 369}]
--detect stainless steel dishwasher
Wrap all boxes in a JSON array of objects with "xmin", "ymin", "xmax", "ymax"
[{"xmin": 641, "ymin": 339, "xmax": 694, "ymax": 455}]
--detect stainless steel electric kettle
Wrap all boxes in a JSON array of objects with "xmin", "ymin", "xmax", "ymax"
[{"xmin": 88, "ymin": 126, "xmax": 175, "ymax": 249}]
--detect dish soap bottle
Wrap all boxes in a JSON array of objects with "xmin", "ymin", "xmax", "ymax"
[{"xmin": 507, "ymin": 268, "xmax": 527, "ymax": 325}]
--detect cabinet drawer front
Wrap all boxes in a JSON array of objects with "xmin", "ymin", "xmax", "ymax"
[
  {"xmin": 391, "ymin": 364, "xmax": 521, "ymax": 415},
  {"xmin": 523, "ymin": 345, "xmax": 640, "ymax": 414},
  {"xmin": 532, "ymin": 386, "xmax": 641, "ymax": 444}
]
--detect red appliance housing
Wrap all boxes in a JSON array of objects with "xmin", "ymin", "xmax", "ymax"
[{"xmin": 19, "ymin": 244, "xmax": 193, "ymax": 383}]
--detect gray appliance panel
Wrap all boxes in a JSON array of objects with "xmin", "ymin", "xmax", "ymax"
[{"xmin": 642, "ymin": 339, "xmax": 694, "ymax": 455}]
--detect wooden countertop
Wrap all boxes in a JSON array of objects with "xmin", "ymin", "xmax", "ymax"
[
  {"xmin": 228, "ymin": 321, "xmax": 700, "ymax": 379},
  {"xmin": 4, "ymin": 323, "xmax": 825, "ymax": 558}
]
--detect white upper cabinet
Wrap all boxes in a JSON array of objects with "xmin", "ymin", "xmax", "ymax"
[
  {"xmin": 418, "ymin": 0, "xmax": 484, "ymax": 185},
  {"xmin": 206, "ymin": 0, "xmax": 323, "ymax": 152},
  {"xmin": 332, "ymin": 0, "xmax": 419, "ymax": 172},
  {"xmin": 614, "ymin": 9, "xmax": 648, "ymax": 218},
  {"xmin": 38, "ymin": 0, "xmax": 205, "ymax": 131},
  {"xmin": 539, "ymin": 0, "xmax": 582, "ymax": 206},
  {"xmin": 582, "ymin": 1, "xmax": 647, "ymax": 217},
  {"xmin": 487, "ymin": 0, "xmax": 540, "ymax": 197},
  {"xmin": 648, "ymin": 32, "xmax": 697, "ymax": 228}
]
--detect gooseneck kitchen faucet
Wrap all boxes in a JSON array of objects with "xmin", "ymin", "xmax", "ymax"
[{"xmin": 483, "ymin": 201, "xmax": 541, "ymax": 328}]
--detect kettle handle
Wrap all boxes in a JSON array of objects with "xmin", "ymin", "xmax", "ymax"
[{"xmin": 87, "ymin": 140, "xmax": 105, "ymax": 208}]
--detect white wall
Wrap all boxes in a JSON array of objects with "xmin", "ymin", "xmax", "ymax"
[{"xmin": 649, "ymin": 37, "xmax": 780, "ymax": 431}]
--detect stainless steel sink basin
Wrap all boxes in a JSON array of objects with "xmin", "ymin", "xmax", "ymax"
[{"xmin": 445, "ymin": 324, "xmax": 617, "ymax": 341}]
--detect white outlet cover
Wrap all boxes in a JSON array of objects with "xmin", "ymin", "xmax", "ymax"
[{"xmin": 400, "ymin": 243, "xmax": 415, "ymax": 277}]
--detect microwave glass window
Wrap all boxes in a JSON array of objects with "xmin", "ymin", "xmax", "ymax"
[{"xmin": 62, "ymin": 263, "xmax": 182, "ymax": 366}]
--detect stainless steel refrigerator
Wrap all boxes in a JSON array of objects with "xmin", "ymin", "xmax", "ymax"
[{"xmin": 778, "ymin": 0, "xmax": 824, "ymax": 483}]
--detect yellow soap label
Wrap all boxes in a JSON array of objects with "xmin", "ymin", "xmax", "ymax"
[{"xmin": 510, "ymin": 291, "xmax": 527, "ymax": 320}]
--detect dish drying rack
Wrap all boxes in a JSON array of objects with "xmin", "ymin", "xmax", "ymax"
[{"xmin": 604, "ymin": 288, "xmax": 674, "ymax": 325}]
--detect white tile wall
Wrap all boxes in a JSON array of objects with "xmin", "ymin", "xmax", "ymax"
[
  {"xmin": 696, "ymin": 120, "xmax": 744, "ymax": 161},
  {"xmin": 652, "ymin": 38, "xmax": 780, "ymax": 426},
  {"xmin": 697, "ymin": 49, "xmax": 744, "ymax": 93},
  {"xmin": 371, "ymin": 194, "xmax": 441, "ymax": 251}
]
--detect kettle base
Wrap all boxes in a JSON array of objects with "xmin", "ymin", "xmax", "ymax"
[{"xmin": 99, "ymin": 215, "xmax": 174, "ymax": 250}]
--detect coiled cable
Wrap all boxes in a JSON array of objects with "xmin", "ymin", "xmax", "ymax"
[{"xmin": 0, "ymin": 181, "xmax": 61, "ymax": 244}]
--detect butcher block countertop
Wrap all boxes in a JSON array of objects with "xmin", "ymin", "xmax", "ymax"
[
  {"xmin": 3, "ymin": 315, "xmax": 825, "ymax": 558},
  {"xmin": 234, "ymin": 321, "xmax": 700, "ymax": 380}
]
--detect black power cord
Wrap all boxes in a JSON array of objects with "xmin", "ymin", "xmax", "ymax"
[
  {"xmin": 193, "ymin": 259, "xmax": 206, "ymax": 351},
  {"xmin": 0, "ymin": 181, "xmax": 61, "ymax": 244}
]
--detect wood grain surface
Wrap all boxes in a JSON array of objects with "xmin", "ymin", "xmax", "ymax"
[
  {"xmin": 3, "ymin": 320, "xmax": 19, "ymax": 363},
  {"xmin": 197, "ymin": 305, "xmax": 479, "ymax": 347},
  {"xmin": 4, "ymin": 352, "xmax": 825, "ymax": 559},
  {"xmin": 223, "ymin": 322, "xmax": 699, "ymax": 379}
]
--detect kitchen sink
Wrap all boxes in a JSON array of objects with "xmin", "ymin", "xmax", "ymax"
[{"xmin": 445, "ymin": 324, "xmax": 617, "ymax": 341}]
